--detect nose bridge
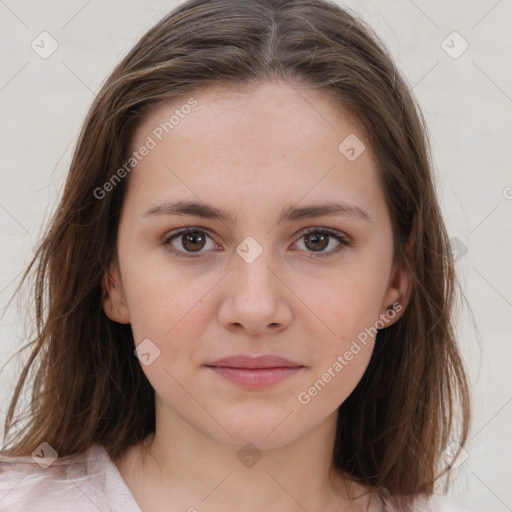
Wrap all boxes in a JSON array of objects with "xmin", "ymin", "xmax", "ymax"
[
  {"xmin": 232, "ymin": 235, "xmax": 277, "ymax": 298},
  {"xmin": 217, "ymin": 234, "xmax": 292, "ymax": 333}
]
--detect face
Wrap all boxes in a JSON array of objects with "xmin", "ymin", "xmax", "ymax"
[{"xmin": 102, "ymin": 80, "xmax": 410, "ymax": 450}]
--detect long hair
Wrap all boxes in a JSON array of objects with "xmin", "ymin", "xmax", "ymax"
[{"xmin": 1, "ymin": 0, "xmax": 470, "ymax": 504}]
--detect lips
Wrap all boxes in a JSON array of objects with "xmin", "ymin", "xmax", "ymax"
[
  {"xmin": 205, "ymin": 354, "xmax": 303, "ymax": 369},
  {"xmin": 205, "ymin": 355, "xmax": 304, "ymax": 387}
]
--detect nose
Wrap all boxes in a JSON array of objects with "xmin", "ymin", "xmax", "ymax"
[{"xmin": 218, "ymin": 247, "xmax": 293, "ymax": 336}]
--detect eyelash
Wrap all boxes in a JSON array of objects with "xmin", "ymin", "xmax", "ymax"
[{"xmin": 162, "ymin": 226, "xmax": 352, "ymax": 259}]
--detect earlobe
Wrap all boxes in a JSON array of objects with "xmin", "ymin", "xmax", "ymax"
[
  {"xmin": 101, "ymin": 262, "xmax": 131, "ymax": 324},
  {"xmin": 380, "ymin": 244, "xmax": 413, "ymax": 325}
]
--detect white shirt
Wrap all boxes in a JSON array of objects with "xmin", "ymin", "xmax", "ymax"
[{"xmin": 0, "ymin": 443, "xmax": 470, "ymax": 511}]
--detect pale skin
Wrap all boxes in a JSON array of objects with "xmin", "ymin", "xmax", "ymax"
[{"xmin": 102, "ymin": 80, "xmax": 412, "ymax": 512}]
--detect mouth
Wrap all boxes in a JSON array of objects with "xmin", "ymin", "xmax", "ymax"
[
  {"xmin": 205, "ymin": 366, "xmax": 304, "ymax": 387},
  {"xmin": 204, "ymin": 354, "xmax": 305, "ymax": 387}
]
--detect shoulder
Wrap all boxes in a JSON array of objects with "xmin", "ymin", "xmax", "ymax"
[
  {"xmin": 411, "ymin": 493, "xmax": 471, "ymax": 512},
  {"xmin": 0, "ymin": 443, "xmax": 128, "ymax": 511},
  {"xmin": 376, "ymin": 492, "xmax": 471, "ymax": 512}
]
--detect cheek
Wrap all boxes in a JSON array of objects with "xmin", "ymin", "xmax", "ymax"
[
  {"xmin": 123, "ymin": 272, "xmax": 217, "ymax": 408},
  {"xmin": 120, "ymin": 256, "xmax": 219, "ymax": 361},
  {"xmin": 298, "ymin": 265, "xmax": 388, "ymax": 343},
  {"xmin": 291, "ymin": 251, "xmax": 390, "ymax": 391},
  {"xmin": 306, "ymin": 292, "xmax": 377, "ymax": 398},
  {"xmin": 293, "ymin": 278, "xmax": 379, "ymax": 410}
]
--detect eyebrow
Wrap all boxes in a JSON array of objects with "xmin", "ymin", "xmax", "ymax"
[{"xmin": 141, "ymin": 199, "xmax": 372, "ymax": 225}]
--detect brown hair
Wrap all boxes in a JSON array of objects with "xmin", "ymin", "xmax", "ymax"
[{"xmin": 1, "ymin": 0, "xmax": 470, "ymax": 505}]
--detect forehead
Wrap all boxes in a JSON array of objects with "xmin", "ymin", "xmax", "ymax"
[
  {"xmin": 124, "ymin": 80, "xmax": 385, "ymax": 221},
  {"xmin": 135, "ymin": 80, "xmax": 365, "ymax": 148}
]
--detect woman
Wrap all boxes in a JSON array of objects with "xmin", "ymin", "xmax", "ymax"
[{"xmin": 0, "ymin": 1, "xmax": 471, "ymax": 510}]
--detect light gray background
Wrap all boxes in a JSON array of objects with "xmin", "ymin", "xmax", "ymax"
[{"xmin": 0, "ymin": 1, "xmax": 511, "ymax": 510}]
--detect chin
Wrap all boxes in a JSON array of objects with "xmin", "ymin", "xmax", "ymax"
[{"xmin": 209, "ymin": 410, "xmax": 307, "ymax": 451}]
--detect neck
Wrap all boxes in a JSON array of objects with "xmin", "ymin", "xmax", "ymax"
[{"xmin": 114, "ymin": 407, "xmax": 377, "ymax": 512}]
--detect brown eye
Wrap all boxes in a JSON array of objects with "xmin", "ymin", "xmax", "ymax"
[
  {"xmin": 303, "ymin": 232, "xmax": 330, "ymax": 252},
  {"xmin": 294, "ymin": 228, "xmax": 350, "ymax": 259},
  {"xmin": 164, "ymin": 228, "xmax": 217, "ymax": 257},
  {"xmin": 181, "ymin": 232, "xmax": 207, "ymax": 252}
]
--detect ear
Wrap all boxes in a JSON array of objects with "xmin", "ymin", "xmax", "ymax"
[
  {"xmin": 101, "ymin": 259, "xmax": 131, "ymax": 324},
  {"xmin": 379, "ymin": 242, "xmax": 413, "ymax": 326}
]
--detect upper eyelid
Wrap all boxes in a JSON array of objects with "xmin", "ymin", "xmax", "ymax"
[
  {"xmin": 164, "ymin": 225, "xmax": 347, "ymax": 238},
  {"xmin": 164, "ymin": 226, "xmax": 349, "ymax": 249}
]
